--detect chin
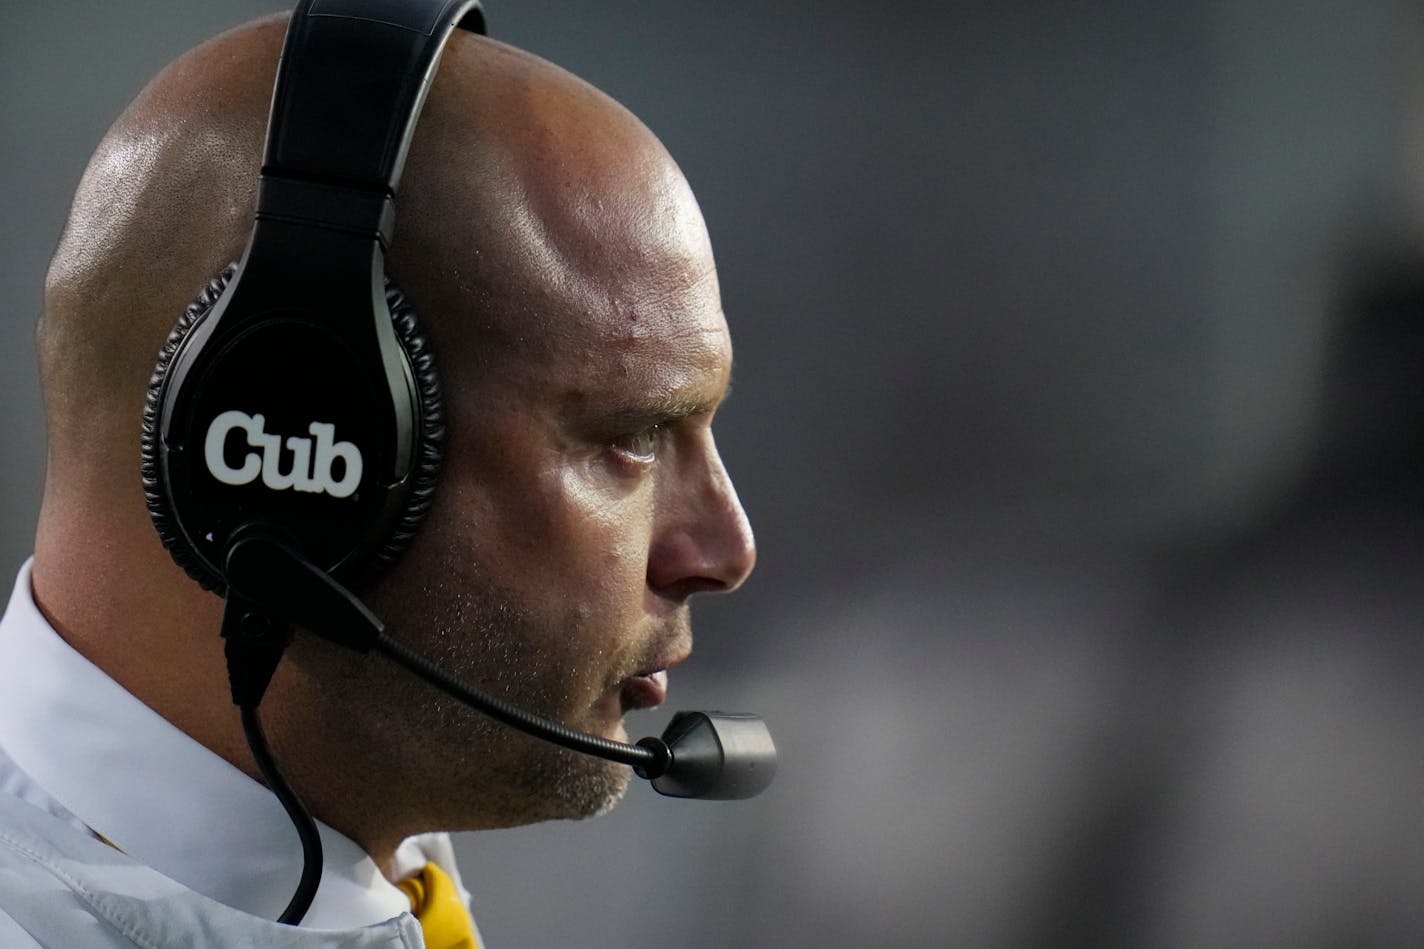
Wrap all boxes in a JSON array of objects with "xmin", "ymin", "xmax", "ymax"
[
  {"xmin": 579, "ymin": 787, "xmax": 626, "ymax": 821},
  {"xmin": 478, "ymin": 734, "xmax": 633, "ymax": 827},
  {"xmin": 543, "ymin": 753, "xmax": 633, "ymax": 822}
]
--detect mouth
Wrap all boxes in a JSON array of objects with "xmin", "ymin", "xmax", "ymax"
[{"xmin": 619, "ymin": 668, "xmax": 669, "ymax": 712}]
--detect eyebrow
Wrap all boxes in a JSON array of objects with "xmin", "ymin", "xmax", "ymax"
[
  {"xmin": 594, "ymin": 395, "xmax": 716, "ymax": 430},
  {"xmin": 564, "ymin": 378, "xmax": 732, "ymax": 436}
]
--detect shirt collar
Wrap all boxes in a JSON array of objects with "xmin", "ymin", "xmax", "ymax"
[{"xmin": 0, "ymin": 560, "xmax": 415, "ymax": 929}]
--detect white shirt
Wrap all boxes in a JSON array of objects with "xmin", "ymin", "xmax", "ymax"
[{"xmin": 0, "ymin": 559, "xmax": 473, "ymax": 940}]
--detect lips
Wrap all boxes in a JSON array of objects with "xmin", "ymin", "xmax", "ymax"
[{"xmin": 619, "ymin": 668, "xmax": 669, "ymax": 711}]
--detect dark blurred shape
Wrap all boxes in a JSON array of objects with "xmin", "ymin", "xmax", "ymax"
[
  {"xmin": 1311, "ymin": 250, "xmax": 1424, "ymax": 506},
  {"xmin": 1094, "ymin": 248, "xmax": 1424, "ymax": 947}
]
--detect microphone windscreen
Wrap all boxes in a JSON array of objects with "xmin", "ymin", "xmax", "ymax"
[{"xmin": 649, "ymin": 711, "xmax": 777, "ymax": 800}]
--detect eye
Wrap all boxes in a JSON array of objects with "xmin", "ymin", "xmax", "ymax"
[{"xmin": 609, "ymin": 424, "xmax": 664, "ymax": 464}]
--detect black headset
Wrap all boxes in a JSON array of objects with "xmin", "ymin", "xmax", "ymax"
[
  {"xmin": 136, "ymin": 0, "xmax": 773, "ymax": 927},
  {"xmin": 141, "ymin": 0, "xmax": 485, "ymax": 595}
]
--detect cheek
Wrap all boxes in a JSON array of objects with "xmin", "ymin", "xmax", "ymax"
[
  {"xmin": 542, "ymin": 466, "xmax": 654, "ymax": 614},
  {"xmin": 430, "ymin": 453, "xmax": 653, "ymax": 615}
]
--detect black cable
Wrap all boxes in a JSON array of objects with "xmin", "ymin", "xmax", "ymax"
[
  {"xmin": 240, "ymin": 703, "xmax": 323, "ymax": 925},
  {"xmin": 372, "ymin": 630, "xmax": 658, "ymax": 769}
]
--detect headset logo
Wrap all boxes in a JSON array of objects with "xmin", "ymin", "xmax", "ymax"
[{"xmin": 203, "ymin": 410, "xmax": 363, "ymax": 498}]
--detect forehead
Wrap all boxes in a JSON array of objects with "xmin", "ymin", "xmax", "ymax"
[
  {"xmin": 546, "ymin": 270, "xmax": 734, "ymax": 411},
  {"xmin": 404, "ymin": 89, "xmax": 732, "ymax": 410},
  {"xmin": 421, "ymin": 221, "xmax": 736, "ymax": 433}
]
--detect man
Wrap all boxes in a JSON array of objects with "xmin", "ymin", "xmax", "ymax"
[{"xmin": 0, "ymin": 9, "xmax": 755, "ymax": 946}]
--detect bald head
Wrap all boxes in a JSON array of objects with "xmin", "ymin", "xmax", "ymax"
[
  {"xmin": 37, "ymin": 14, "xmax": 717, "ymax": 501},
  {"xmin": 31, "ymin": 10, "xmax": 732, "ymax": 699}
]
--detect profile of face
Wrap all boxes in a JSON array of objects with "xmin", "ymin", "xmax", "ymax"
[
  {"xmin": 362, "ymin": 259, "xmax": 755, "ymax": 825},
  {"xmin": 344, "ymin": 60, "xmax": 758, "ymax": 825}
]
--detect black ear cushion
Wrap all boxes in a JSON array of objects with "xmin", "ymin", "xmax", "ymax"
[
  {"xmin": 141, "ymin": 265, "xmax": 237, "ymax": 593},
  {"xmin": 372, "ymin": 279, "xmax": 445, "ymax": 579},
  {"xmin": 139, "ymin": 266, "xmax": 446, "ymax": 595}
]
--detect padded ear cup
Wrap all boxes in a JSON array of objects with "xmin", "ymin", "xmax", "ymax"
[
  {"xmin": 140, "ymin": 266, "xmax": 445, "ymax": 595},
  {"xmin": 375, "ymin": 280, "xmax": 445, "ymax": 573},
  {"xmin": 141, "ymin": 266, "xmax": 236, "ymax": 592}
]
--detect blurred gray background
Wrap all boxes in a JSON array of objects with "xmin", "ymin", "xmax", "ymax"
[{"xmin": 3, "ymin": 1, "xmax": 1422, "ymax": 946}]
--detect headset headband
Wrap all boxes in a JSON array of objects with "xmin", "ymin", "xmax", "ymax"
[{"xmin": 258, "ymin": 0, "xmax": 486, "ymax": 247}]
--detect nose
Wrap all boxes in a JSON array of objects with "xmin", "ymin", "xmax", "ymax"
[{"xmin": 646, "ymin": 433, "xmax": 756, "ymax": 600}]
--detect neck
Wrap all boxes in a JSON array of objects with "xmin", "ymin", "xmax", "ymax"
[
  {"xmin": 30, "ymin": 498, "xmax": 411, "ymax": 864},
  {"xmin": 32, "ymin": 499, "xmax": 248, "ymax": 763},
  {"xmin": 31, "ymin": 497, "xmax": 508, "ymax": 878}
]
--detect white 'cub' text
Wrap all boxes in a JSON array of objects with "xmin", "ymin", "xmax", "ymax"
[{"xmin": 204, "ymin": 409, "xmax": 362, "ymax": 498}]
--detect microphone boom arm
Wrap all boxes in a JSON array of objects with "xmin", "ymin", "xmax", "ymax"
[{"xmin": 223, "ymin": 532, "xmax": 776, "ymax": 799}]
